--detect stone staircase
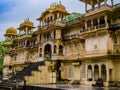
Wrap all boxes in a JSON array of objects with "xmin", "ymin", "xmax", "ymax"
[{"xmin": 0, "ymin": 61, "xmax": 44, "ymax": 90}]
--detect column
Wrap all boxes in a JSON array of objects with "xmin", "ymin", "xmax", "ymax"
[
  {"xmin": 97, "ymin": 18, "xmax": 100, "ymax": 26},
  {"xmin": 91, "ymin": 0, "xmax": 94, "ymax": 10},
  {"xmin": 85, "ymin": 3, "xmax": 87, "ymax": 13},
  {"xmin": 97, "ymin": 0, "xmax": 100, "ymax": 8},
  {"xmin": 92, "ymin": 65, "xmax": 94, "ymax": 81},
  {"xmin": 99, "ymin": 65, "xmax": 101, "ymax": 78},
  {"xmin": 104, "ymin": 15, "xmax": 108, "ymax": 27},
  {"xmin": 91, "ymin": 20, "xmax": 93, "ymax": 27},
  {"xmin": 111, "ymin": 0, "xmax": 114, "ymax": 7},
  {"xmin": 57, "ymin": 13, "xmax": 59, "ymax": 21},
  {"xmin": 25, "ymin": 27, "xmax": 28, "ymax": 35},
  {"xmin": 85, "ymin": 22, "xmax": 88, "ymax": 29},
  {"xmin": 104, "ymin": 0, "xmax": 107, "ymax": 7},
  {"xmin": 57, "ymin": 45, "xmax": 59, "ymax": 55}
]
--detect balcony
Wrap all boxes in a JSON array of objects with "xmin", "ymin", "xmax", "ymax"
[
  {"xmin": 42, "ymin": 21, "xmax": 65, "ymax": 29},
  {"xmin": 18, "ymin": 34, "xmax": 32, "ymax": 39},
  {"xmin": 86, "ymin": 4, "xmax": 113, "ymax": 16},
  {"xmin": 64, "ymin": 34, "xmax": 79, "ymax": 40},
  {"xmin": 52, "ymin": 54, "xmax": 64, "ymax": 60},
  {"xmin": 80, "ymin": 24, "xmax": 107, "ymax": 35}
]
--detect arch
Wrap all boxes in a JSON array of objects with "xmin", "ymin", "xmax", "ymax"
[
  {"xmin": 100, "ymin": 16, "xmax": 105, "ymax": 25},
  {"xmin": 101, "ymin": 64, "xmax": 107, "ymax": 81},
  {"xmin": 94, "ymin": 65, "xmax": 99, "ymax": 81},
  {"xmin": 26, "ymin": 40, "xmax": 30, "ymax": 47},
  {"xmin": 93, "ymin": 18, "xmax": 98, "ymax": 26},
  {"xmin": 87, "ymin": 20, "xmax": 92, "ymax": 28},
  {"xmin": 59, "ymin": 45, "xmax": 63, "ymax": 55},
  {"xmin": 87, "ymin": 65, "xmax": 92, "ymax": 81},
  {"xmin": 44, "ymin": 44, "xmax": 52, "ymax": 60}
]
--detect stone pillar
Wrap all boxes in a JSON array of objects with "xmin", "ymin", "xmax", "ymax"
[
  {"xmin": 25, "ymin": 27, "xmax": 28, "ymax": 35},
  {"xmin": 111, "ymin": 0, "xmax": 114, "ymax": 7},
  {"xmin": 85, "ymin": 3, "xmax": 87, "ymax": 13},
  {"xmin": 85, "ymin": 22, "xmax": 88, "ymax": 29},
  {"xmin": 97, "ymin": 18, "xmax": 100, "ymax": 26},
  {"xmin": 104, "ymin": 0, "xmax": 107, "ymax": 7},
  {"xmin": 52, "ymin": 45, "xmax": 54, "ymax": 56},
  {"xmin": 92, "ymin": 65, "xmax": 94, "ymax": 81},
  {"xmin": 91, "ymin": 20, "xmax": 93, "ymax": 27},
  {"xmin": 99, "ymin": 65, "xmax": 101, "ymax": 78},
  {"xmin": 91, "ymin": 0, "xmax": 94, "ymax": 10},
  {"xmin": 57, "ymin": 13, "xmax": 59, "ymax": 21},
  {"xmin": 104, "ymin": 15, "xmax": 108, "ymax": 27},
  {"xmin": 97, "ymin": 0, "xmax": 100, "ymax": 8},
  {"xmin": 57, "ymin": 44, "xmax": 59, "ymax": 55}
]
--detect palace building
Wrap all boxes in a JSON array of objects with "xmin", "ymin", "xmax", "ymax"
[{"xmin": 3, "ymin": 0, "xmax": 120, "ymax": 87}]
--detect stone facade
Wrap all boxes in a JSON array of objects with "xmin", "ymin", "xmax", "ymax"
[{"xmin": 3, "ymin": 0, "xmax": 120, "ymax": 87}]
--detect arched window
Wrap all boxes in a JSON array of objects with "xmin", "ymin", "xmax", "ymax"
[
  {"xmin": 94, "ymin": 65, "xmax": 99, "ymax": 81},
  {"xmin": 87, "ymin": 20, "xmax": 92, "ymax": 28},
  {"xmin": 87, "ymin": 65, "xmax": 92, "ymax": 81},
  {"xmin": 101, "ymin": 64, "xmax": 107, "ymax": 81},
  {"xmin": 100, "ymin": 16, "xmax": 105, "ymax": 25}
]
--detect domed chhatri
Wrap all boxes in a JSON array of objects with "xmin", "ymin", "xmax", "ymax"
[
  {"xmin": 48, "ymin": 2, "xmax": 67, "ymax": 13},
  {"xmin": 39, "ymin": 1, "xmax": 69, "ymax": 20},
  {"xmin": 4, "ymin": 27, "xmax": 17, "ymax": 36},
  {"xmin": 18, "ymin": 19, "xmax": 35, "ymax": 30}
]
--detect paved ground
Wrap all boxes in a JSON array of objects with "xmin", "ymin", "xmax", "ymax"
[{"xmin": 33, "ymin": 84, "xmax": 120, "ymax": 90}]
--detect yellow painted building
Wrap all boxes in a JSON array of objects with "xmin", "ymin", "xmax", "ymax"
[{"xmin": 3, "ymin": 0, "xmax": 120, "ymax": 87}]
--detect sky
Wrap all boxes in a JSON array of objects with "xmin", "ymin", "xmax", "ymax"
[{"xmin": 0, "ymin": 0, "xmax": 119, "ymax": 41}]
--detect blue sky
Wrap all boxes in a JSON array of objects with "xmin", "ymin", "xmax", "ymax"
[{"xmin": 0, "ymin": 0, "xmax": 119, "ymax": 41}]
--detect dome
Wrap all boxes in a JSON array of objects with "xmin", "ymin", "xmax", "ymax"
[
  {"xmin": 62, "ymin": 12, "xmax": 85, "ymax": 23},
  {"xmin": 4, "ymin": 27, "xmax": 17, "ymax": 36},
  {"xmin": 39, "ymin": 2, "xmax": 68, "ymax": 20},
  {"xmin": 19, "ymin": 19, "xmax": 35, "ymax": 30},
  {"xmin": 48, "ymin": 4, "xmax": 67, "ymax": 13}
]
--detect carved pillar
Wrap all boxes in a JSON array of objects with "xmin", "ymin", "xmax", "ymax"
[
  {"xmin": 91, "ymin": 0, "xmax": 94, "ymax": 10},
  {"xmin": 91, "ymin": 20, "xmax": 93, "ymax": 27},
  {"xmin": 85, "ymin": 3, "xmax": 87, "ymax": 13},
  {"xmin": 104, "ymin": 15, "xmax": 108, "ymax": 27},
  {"xmin": 97, "ymin": 0, "xmax": 100, "ymax": 8},
  {"xmin": 25, "ymin": 27, "xmax": 28, "ymax": 35},
  {"xmin": 85, "ymin": 21, "xmax": 88, "ymax": 29},
  {"xmin": 111, "ymin": 0, "xmax": 114, "ymax": 7},
  {"xmin": 97, "ymin": 18, "xmax": 100, "ymax": 26},
  {"xmin": 92, "ymin": 65, "xmax": 94, "ymax": 81},
  {"xmin": 99, "ymin": 65, "xmax": 101, "ymax": 78},
  {"xmin": 57, "ymin": 44, "xmax": 59, "ymax": 55},
  {"xmin": 104, "ymin": 0, "xmax": 107, "ymax": 7}
]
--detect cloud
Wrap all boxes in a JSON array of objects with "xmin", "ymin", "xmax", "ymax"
[{"xmin": 0, "ymin": 0, "xmax": 119, "ymax": 41}]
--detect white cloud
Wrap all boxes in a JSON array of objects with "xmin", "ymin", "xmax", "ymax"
[{"xmin": 0, "ymin": 0, "xmax": 119, "ymax": 41}]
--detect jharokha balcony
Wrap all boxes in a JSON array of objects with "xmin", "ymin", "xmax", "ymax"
[
  {"xmin": 86, "ymin": 4, "xmax": 113, "ymax": 16},
  {"xmin": 80, "ymin": 24, "xmax": 107, "ymax": 35},
  {"xmin": 42, "ymin": 21, "xmax": 65, "ymax": 29}
]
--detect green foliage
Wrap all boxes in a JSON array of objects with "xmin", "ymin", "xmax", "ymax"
[{"xmin": 0, "ymin": 41, "xmax": 5, "ymax": 75}]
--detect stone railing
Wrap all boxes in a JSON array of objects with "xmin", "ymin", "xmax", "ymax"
[
  {"xmin": 80, "ymin": 24, "xmax": 106, "ymax": 34},
  {"xmin": 64, "ymin": 34, "xmax": 79, "ymax": 40},
  {"xmin": 86, "ymin": 4, "xmax": 112, "ymax": 16}
]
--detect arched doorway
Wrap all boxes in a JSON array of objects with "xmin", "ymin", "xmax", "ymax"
[
  {"xmin": 101, "ymin": 64, "xmax": 107, "ymax": 81},
  {"xmin": 44, "ymin": 44, "xmax": 52, "ymax": 60},
  {"xmin": 94, "ymin": 65, "xmax": 99, "ymax": 81},
  {"xmin": 87, "ymin": 65, "xmax": 92, "ymax": 81}
]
